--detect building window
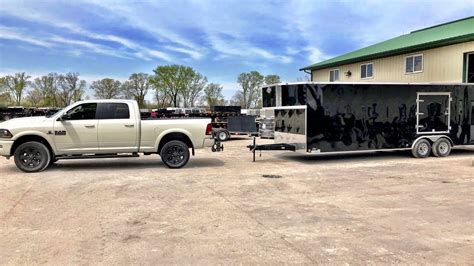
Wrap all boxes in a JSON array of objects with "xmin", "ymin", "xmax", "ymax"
[
  {"xmin": 406, "ymin": 54, "xmax": 423, "ymax": 73},
  {"xmin": 360, "ymin": 63, "xmax": 373, "ymax": 79},
  {"xmin": 329, "ymin": 69, "xmax": 339, "ymax": 82}
]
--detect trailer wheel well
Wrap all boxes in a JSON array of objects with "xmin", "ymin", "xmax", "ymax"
[
  {"xmin": 158, "ymin": 133, "xmax": 194, "ymax": 155},
  {"xmin": 11, "ymin": 135, "xmax": 54, "ymax": 157}
]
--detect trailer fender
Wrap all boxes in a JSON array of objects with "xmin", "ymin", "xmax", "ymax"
[{"xmin": 411, "ymin": 135, "xmax": 454, "ymax": 149}]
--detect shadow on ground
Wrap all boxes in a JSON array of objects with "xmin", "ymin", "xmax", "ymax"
[
  {"xmin": 42, "ymin": 157, "xmax": 225, "ymax": 171},
  {"xmin": 278, "ymin": 148, "xmax": 474, "ymax": 164}
]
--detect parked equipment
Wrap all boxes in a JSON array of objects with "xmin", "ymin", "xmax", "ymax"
[{"xmin": 249, "ymin": 82, "xmax": 473, "ymax": 160}]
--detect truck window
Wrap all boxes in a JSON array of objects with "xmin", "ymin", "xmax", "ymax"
[
  {"xmin": 98, "ymin": 103, "xmax": 130, "ymax": 119},
  {"xmin": 66, "ymin": 103, "xmax": 97, "ymax": 120}
]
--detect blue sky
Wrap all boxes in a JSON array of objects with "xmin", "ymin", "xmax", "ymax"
[{"xmin": 0, "ymin": 0, "xmax": 473, "ymax": 100}]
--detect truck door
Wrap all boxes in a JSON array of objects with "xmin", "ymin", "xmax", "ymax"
[
  {"xmin": 97, "ymin": 102, "xmax": 138, "ymax": 153},
  {"xmin": 416, "ymin": 92, "xmax": 451, "ymax": 134},
  {"xmin": 53, "ymin": 103, "xmax": 99, "ymax": 154}
]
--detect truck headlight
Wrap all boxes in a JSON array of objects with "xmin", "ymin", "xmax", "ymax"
[{"xmin": 0, "ymin": 129, "xmax": 13, "ymax": 138}]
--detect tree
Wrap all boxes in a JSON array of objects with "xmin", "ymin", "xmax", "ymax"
[
  {"xmin": 57, "ymin": 73, "xmax": 86, "ymax": 106},
  {"xmin": 236, "ymin": 71, "xmax": 264, "ymax": 108},
  {"xmin": 183, "ymin": 73, "xmax": 207, "ymax": 107},
  {"xmin": 264, "ymin": 74, "xmax": 281, "ymax": 85},
  {"xmin": 151, "ymin": 65, "xmax": 199, "ymax": 107},
  {"xmin": 123, "ymin": 73, "xmax": 150, "ymax": 108},
  {"xmin": 91, "ymin": 78, "xmax": 122, "ymax": 99},
  {"xmin": 26, "ymin": 88, "xmax": 44, "ymax": 106},
  {"xmin": 31, "ymin": 73, "xmax": 59, "ymax": 106},
  {"xmin": 202, "ymin": 83, "xmax": 225, "ymax": 107},
  {"xmin": 0, "ymin": 72, "xmax": 30, "ymax": 105},
  {"xmin": 155, "ymin": 89, "xmax": 173, "ymax": 108}
]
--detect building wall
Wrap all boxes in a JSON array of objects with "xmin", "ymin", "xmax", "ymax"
[{"xmin": 312, "ymin": 41, "xmax": 474, "ymax": 83}]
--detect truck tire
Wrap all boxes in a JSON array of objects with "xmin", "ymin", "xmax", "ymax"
[
  {"xmin": 14, "ymin": 141, "xmax": 51, "ymax": 172},
  {"xmin": 411, "ymin": 139, "xmax": 431, "ymax": 158},
  {"xmin": 160, "ymin": 140, "xmax": 190, "ymax": 169},
  {"xmin": 432, "ymin": 138, "xmax": 451, "ymax": 157},
  {"xmin": 217, "ymin": 130, "xmax": 230, "ymax": 141}
]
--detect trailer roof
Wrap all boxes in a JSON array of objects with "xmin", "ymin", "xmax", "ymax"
[
  {"xmin": 300, "ymin": 16, "xmax": 474, "ymax": 71},
  {"xmin": 262, "ymin": 81, "xmax": 474, "ymax": 87}
]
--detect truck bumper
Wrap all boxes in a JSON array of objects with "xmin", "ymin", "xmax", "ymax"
[
  {"xmin": 0, "ymin": 140, "xmax": 14, "ymax": 157},
  {"xmin": 203, "ymin": 138, "xmax": 214, "ymax": 147}
]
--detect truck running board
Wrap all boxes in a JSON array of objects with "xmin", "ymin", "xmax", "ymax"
[
  {"xmin": 247, "ymin": 137, "xmax": 296, "ymax": 162},
  {"xmin": 55, "ymin": 153, "xmax": 140, "ymax": 160}
]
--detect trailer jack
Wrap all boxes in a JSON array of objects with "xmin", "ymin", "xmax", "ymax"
[
  {"xmin": 247, "ymin": 137, "xmax": 296, "ymax": 162},
  {"xmin": 211, "ymin": 139, "xmax": 224, "ymax": 152}
]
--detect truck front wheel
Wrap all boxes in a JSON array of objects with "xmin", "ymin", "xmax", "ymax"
[
  {"xmin": 14, "ymin": 141, "xmax": 51, "ymax": 172},
  {"xmin": 160, "ymin": 140, "xmax": 190, "ymax": 168}
]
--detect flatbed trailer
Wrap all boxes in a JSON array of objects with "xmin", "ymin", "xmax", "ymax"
[
  {"xmin": 249, "ymin": 82, "xmax": 473, "ymax": 160},
  {"xmin": 152, "ymin": 108, "xmax": 258, "ymax": 141}
]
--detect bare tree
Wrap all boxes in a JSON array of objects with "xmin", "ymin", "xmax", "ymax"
[
  {"xmin": 91, "ymin": 78, "xmax": 122, "ymax": 99},
  {"xmin": 31, "ymin": 73, "xmax": 59, "ymax": 106},
  {"xmin": 0, "ymin": 72, "xmax": 30, "ymax": 105},
  {"xmin": 202, "ymin": 83, "xmax": 225, "ymax": 107},
  {"xmin": 184, "ymin": 72, "xmax": 207, "ymax": 107},
  {"xmin": 26, "ymin": 88, "xmax": 44, "ymax": 106},
  {"xmin": 57, "ymin": 73, "xmax": 86, "ymax": 107},
  {"xmin": 236, "ymin": 71, "xmax": 264, "ymax": 108},
  {"xmin": 123, "ymin": 73, "xmax": 150, "ymax": 108}
]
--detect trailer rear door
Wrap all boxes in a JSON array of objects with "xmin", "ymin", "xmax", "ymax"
[{"xmin": 416, "ymin": 92, "xmax": 451, "ymax": 134}]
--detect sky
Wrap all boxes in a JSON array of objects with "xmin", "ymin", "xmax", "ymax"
[{"xmin": 0, "ymin": 0, "xmax": 473, "ymax": 100}]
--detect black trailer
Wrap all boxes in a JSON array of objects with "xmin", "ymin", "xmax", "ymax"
[{"xmin": 249, "ymin": 82, "xmax": 473, "ymax": 159}]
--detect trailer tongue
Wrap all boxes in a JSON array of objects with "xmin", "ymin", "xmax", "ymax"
[{"xmin": 247, "ymin": 137, "xmax": 296, "ymax": 162}]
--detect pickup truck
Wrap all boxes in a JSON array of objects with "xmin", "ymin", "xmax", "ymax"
[{"xmin": 0, "ymin": 99, "xmax": 222, "ymax": 172}]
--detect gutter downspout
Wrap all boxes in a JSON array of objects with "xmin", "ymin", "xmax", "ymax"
[{"xmin": 303, "ymin": 69, "xmax": 313, "ymax": 81}]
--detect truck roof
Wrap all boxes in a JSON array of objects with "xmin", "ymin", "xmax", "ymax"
[{"xmin": 73, "ymin": 99, "xmax": 137, "ymax": 104}]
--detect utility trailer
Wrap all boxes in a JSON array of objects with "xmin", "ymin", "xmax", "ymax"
[{"xmin": 249, "ymin": 82, "xmax": 473, "ymax": 160}]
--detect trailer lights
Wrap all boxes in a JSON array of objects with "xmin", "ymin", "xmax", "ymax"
[{"xmin": 0, "ymin": 129, "xmax": 13, "ymax": 138}]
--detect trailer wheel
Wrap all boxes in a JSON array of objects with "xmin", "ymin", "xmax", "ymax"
[
  {"xmin": 432, "ymin": 138, "xmax": 451, "ymax": 157},
  {"xmin": 412, "ymin": 139, "xmax": 431, "ymax": 158},
  {"xmin": 14, "ymin": 141, "xmax": 51, "ymax": 172},
  {"xmin": 160, "ymin": 140, "xmax": 190, "ymax": 168},
  {"xmin": 216, "ymin": 130, "xmax": 230, "ymax": 141}
]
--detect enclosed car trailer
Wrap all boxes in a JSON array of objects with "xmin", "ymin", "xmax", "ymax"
[{"xmin": 249, "ymin": 82, "xmax": 473, "ymax": 159}]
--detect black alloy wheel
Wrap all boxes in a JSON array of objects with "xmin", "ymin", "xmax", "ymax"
[
  {"xmin": 14, "ymin": 141, "xmax": 51, "ymax": 172},
  {"xmin": 160, "ymin": 140, "xmax": 190, "ymax": 168}
]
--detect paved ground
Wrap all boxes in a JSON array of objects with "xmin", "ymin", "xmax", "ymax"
[{"xmin": 0, "ymin": 138, "xmax": 473, "ymax": 264}]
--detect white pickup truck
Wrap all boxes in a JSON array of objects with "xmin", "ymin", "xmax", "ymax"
[{"xmin": 0, "ymin": 99, "xmax": 222, "ymax": 172}]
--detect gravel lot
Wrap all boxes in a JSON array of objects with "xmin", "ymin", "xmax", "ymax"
[{"xmin": 1, "ymin": 138, "xmax": 473, "ymax": 264}]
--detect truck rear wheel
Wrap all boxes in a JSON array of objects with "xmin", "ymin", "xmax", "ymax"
[
  {"xmin": 412, "ymin": 139, "xmax": 431, "ymax": 158},
  {"xmin": 432, "ymin": 138, "xmax": 451, "ymax": 157},
  {"xmin": 14, "ymin": 141, "xmax": 51, "ymax": 172},
  {"xmin": 160, "ymin": 140, "xmax": 190, "ymax": 168}
]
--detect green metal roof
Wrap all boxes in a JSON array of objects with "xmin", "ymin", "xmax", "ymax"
[{"xmin": 300, "ymin": 16, "xmax": 474, "ymax": 71}]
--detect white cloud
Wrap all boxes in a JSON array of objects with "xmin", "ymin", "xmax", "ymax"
[{"xmin": 0, "ymin": 26, "xmax": 52, "ymax": 48}]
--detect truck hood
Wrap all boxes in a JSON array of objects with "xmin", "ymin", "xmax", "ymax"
[{"xmin": 0, "ymin": 116, "xmax": 49, "ymax": 129}]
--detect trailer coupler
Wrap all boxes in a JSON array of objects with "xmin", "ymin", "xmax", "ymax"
[
  {"xmin": 211, "ymin": 139, "xmax": 224, "ymax": 152},
  {"xmin": 247, "ymin": 137, "xmax": 296, "ymax": 162}
]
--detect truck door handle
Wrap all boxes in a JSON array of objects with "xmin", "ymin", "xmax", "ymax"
[
  {"xmin": 85, "ymin": 125, "xmax": 95, "ymax": 128},
  {"xmin": 124, "ymin": 124, "xmax": 134, "ymax": 128}
]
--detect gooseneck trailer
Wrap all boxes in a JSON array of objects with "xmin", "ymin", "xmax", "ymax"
[{"xmin": 249, "ymin": 82, "xmax": 473, "ymax": 159}]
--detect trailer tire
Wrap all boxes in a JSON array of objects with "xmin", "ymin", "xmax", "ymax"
[
  {"xmin": 14, "ymin": 141, "xmax": 51, "ymax": 172},
  {"xmin": 432, "ymin": 138, "xmax": 451, "ymax": 157},
  {"xmin": 412, "ymin": 139, "xmax": 431, "ymax": 158},
  {"xmin": 216, "ymin": 130, "xmax": 230, "ymax": 141},
  {"xmin": 160, "ymin": 140, "xmax": 190, "ymax": 169}
]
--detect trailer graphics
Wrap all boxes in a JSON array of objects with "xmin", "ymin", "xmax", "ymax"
[{"xmin": 253, "ymin": 83, "xmax": 473, "ymax": 158}]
